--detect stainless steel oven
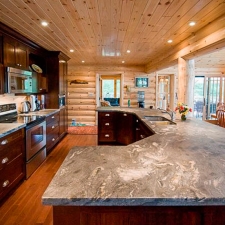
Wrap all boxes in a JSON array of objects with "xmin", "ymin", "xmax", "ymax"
[{"xmin": 26, "ymin": 120, "xmax": 46, "ymax": 179}]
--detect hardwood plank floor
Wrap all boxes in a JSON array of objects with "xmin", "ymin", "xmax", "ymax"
[{"xmin": 0, "ymin": 134, "xmax": 98, "ymax": 225}]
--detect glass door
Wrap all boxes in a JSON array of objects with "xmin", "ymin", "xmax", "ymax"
[{"xmin": 194, "ymin": 76, "xmax": 225, "ymax": 120}]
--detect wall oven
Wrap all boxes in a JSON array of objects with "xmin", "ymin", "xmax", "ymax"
[{"xmin": 5, "ymin": 67, "xmax": 32, "ymax": 93}]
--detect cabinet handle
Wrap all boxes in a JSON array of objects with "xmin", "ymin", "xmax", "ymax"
[
  {"xmin": 2, "ymin": 180, "xmax": 9, "ymax": 188},
  {"xmin": 123, "ymin": 113, "xmax": 127, "ymax": 116},
  {"xmin": 52, "ymin": 125, "xmax": 55, "ymax": 129},
  {"xmin": 105, "ymin": 134, "xmax": 110, "ymax": 137},
  {"xmin": 51, "ymin": 116, "xmax": 55, "ymax": 119},
  {"xmin": 105, "ymin": 114, "xmax": 110, "ymax": 116},
  {"xmin": 105, "ymin": 123, "xmax": 109, "ymax": 126},
  {"xmin": 136, "ymin": 120, "xmax": 139, "ymax": 122},
  {"xmin": 2, "ymin": 157, "xmax": 9, "ymax": 164},
  {"xmin": 140, "ymin": 135, "xmax": 145, "ymax": 139},
  {"xmin": 1, "ymin": 139, "xmax": 8, "ymax": 145},
  {"xmin": 52, "ymin": 138, "xmax": 55, "ymax": 142},
  {"xmin": 136, "ymin": 128, "xmax": 140, "ymax": 130}
]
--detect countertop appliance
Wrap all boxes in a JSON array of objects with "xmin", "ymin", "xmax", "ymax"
[
  {"xmin": 0, "ymin": 103, "xmax": 46, "ymax": 179},
  {"xmin": 29, "ymin": 95, "xmax": 37, "ymax": 112},
  {"xmin": 137, "ymin": 91, "xmax": 145, "ymax": 108},
  {"xmin": 5, "ymin": 67, "xmax": 33, "ymax": 94},
  {"xmin": 20, "ymin": 101, "xmax": 31, "ymax": 113}
]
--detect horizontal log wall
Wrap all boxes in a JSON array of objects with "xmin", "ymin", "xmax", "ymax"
[{"xmin": 67, "ymin": 65, "xmax": 155, "ymax": 126}]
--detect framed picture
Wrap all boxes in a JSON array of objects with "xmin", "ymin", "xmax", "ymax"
[{"xmin": 135, "ymin": 77, "xmax": 149, "ymax": 88}]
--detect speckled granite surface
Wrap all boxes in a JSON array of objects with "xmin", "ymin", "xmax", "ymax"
[
  {"xmin": 0, "ymin": 109, "xmax": 59, "ymax": 138},
  {"xmin": 0, "ymin": 123, "xmax": 26, "ymax": 138},
  {"xmin": 42, "ymin": 108, "xmax": 225, "ymax": 206}
]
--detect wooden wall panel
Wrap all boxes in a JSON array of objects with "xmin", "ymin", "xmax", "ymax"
[{"xmin": 67, "ymin": 65, "xmax": 156, "ymax": 125}]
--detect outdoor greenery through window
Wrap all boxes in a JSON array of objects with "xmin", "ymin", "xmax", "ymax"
[{"xmin": 102, "ymin": 79, "xmax": 120, "ymax": 98}]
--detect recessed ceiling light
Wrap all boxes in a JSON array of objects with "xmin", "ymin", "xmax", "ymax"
[
  {"xmin": 41, "ymin": 21, "xmax": 48, "ymax": 26},
  {"xmin": 70, "ymin": 49, "xmax": 74, "ymax": 52},
  {"xmin": 82, "ymin": 60, "xmax": 85, "ymax": 63},
  {"xmin": 189, "ymin": 21, "xmax": 196, "ymax": 26},
  {"xmin": 122, "ymin": 61, "xmax": 125, "ymax": 63},
  {"xmin": 167, "ymin": 39, "xmax": 173, "ymax": 43},
  {"xmin": 126, "ymin": 50, "xmax": 131, "ymax": 53}
]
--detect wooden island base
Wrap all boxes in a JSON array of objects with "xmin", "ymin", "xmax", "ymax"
[{"xmin": 53, "ymin": 205, "xmax": 225, "ymax": 225}]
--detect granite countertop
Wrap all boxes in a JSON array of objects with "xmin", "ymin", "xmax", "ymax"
[
  {"xmin": 0, "ymin": 123, "xmax": 26, "ymax": 138},
  {"xmin": 42, "ymin": 107, "xmax": 225, "ymax": 206},
  {"xmin": 0, "ymin": 109, "xmax": 59, "ymax": 138}
]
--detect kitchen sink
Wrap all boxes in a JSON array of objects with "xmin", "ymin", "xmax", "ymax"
[{"xmin": 144, "ymin": 116, "xmax": 176, "ymax": 125}]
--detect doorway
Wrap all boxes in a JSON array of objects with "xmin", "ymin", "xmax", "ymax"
[
  {"xmin": 194, "ymin": 76, "xmax": 225, "ymax": 120},
  {"xmin": 96, "ymin": 72, "xmax": 124, "ymax": 107}
]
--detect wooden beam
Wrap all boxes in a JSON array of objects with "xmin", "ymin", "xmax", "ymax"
[{"xmin": 145, "ymin": 14, "xmax": 225, "ymax": 73}]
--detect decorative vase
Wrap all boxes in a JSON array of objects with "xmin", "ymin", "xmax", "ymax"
[{"xmin": 181, "ymin": 114, "xmax": 186, "ymax": 121}]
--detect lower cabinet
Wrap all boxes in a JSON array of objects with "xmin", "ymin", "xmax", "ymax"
[
  {"xmin": 116, "ymin": 112, "xmax": 135, "ymax": 145},
  {"xmin": 59, "ymin": 107, "xmax": 67, "ymax": 140},
  {"xmin": 46, "ymin": 111, "xmax": 60, "ymax": 153},
  {"xmin": 0, "ymin": 128, "xmax": 25, "ymax": 201},
  {"xmin": 98, "ymin": 112, "xmax": 116, "ymax": 145},
  {"xmin": 98, "ymin": 111, "xmax": 154, "ymax": 145},
  {"xmin": 135, "ymin": 118, "xmax": 154, "ymax": 142}
]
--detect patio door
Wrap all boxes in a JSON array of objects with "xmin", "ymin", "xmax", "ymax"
[{"xmin": 194, "ymin": 76, "xmax": 225, "ymax": 120}]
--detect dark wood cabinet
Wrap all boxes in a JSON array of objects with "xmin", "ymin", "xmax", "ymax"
[
  {"xmin": 46, "ymin": 111, "xmax": 60, "ymax": 153},
  {"xmin": 3, "ymin": 36, "xmax": 28, "ymax": 70},
  {"xmin": 0, "ymin": 33, "xmax": 3, "ymax": 64},
  {"xmin": 116, "ymin": 112, "xmax": 135, "ymax": 145},
  {"xmin": 0, "ymin": 129, "xmax": 25, "ymax": 201},
  {"xmin": 59, "ymin": 107, "xmax": 67, "ymax": 139},
  {"xmin": 98, "ymin": 111, "xmax": 154, "ymax": 146},
  {"xmin": 98, "ymin": 111, "xmax": 116, "ymax": 144},
  {"xmin": 135, "ymin": 117, "xmax": 154, "ymax": 141},
  {"xmin": 45, "ymin": 52, "xmax": 70, "ymax": 109}
]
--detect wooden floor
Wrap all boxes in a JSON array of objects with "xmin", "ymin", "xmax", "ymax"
[{"xmin": 0, "ymin": 134, "xmax": 98, "ymax": 225}]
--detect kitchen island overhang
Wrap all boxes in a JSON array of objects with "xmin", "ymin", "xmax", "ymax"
[{"xmin": 42, "ymin": 108, "xmax": 225, "ymax": 224}]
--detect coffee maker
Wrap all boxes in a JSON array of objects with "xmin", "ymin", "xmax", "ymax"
[{"xmin": 137, "ymin": 91, "xmax": 145, "ymax": 108}]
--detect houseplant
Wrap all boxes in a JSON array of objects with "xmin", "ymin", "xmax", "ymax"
[{"xmin": 175, "ymin": 103, "xmax": 192, "ymax": 120}]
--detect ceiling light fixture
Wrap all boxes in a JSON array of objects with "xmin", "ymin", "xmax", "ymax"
[
  {"xmin": 122, "ymin": 61, "xmax": 125, "ymax": 63},
  {"xmin": 41, "ymin": 21, "xmax": 48, "ymax": 26},
  {"xmin": 167, "ymin": 39, "xmax": 173, "ymax": 43},
  {"xmin": 126, "ymin": 50, "xmax": 131, "ymax": 53},
  {"xmin": 70, "ymin": 49, "xmax": 74, "ymax": 52},
  {"xmin": 189, "ymin": 21, "xmax": 196, "ymax": 26},
  {"xmin": 82, "ymin": 60, "xmax": 85, "ymax": 63}
]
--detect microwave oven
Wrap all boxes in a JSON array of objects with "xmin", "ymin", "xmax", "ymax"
[{"xmin": 5, "ymin": 67, "xmax": 33, "ymax": 93}]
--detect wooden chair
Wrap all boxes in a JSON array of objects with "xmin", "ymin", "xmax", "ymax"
[{"xmin": 216, "ymin": 109, "xmax": 225, "ymax": 128}]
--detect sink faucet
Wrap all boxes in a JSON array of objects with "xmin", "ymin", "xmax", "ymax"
[{"xmin": 157, "ymin": 108, "xmax": 175, "ymax": 121}]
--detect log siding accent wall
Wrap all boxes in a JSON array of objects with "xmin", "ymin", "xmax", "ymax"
[{"xmin": 67, "ymin": 65, "xmax": 156, "ymax": 126}]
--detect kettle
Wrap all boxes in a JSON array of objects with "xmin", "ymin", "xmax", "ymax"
[{"xmin": 20, "ymin": 101, "xmax": 31, "ymax": 113}]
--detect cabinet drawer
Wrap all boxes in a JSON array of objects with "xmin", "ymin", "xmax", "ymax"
[
  {"xmin": 46, "ymin": 120, "xmax": 59, "ymax": 134},
  {"xmin": 0, "ymin": 139, "xmax": 24, "ymax": 171},
  {"xmin": 98, "ymin": 121, "xmax": 114, "ymax": 131},
  {"xmin": 46, "ymin": 126, "xmax": 59, "ymax": 149},
  {"xmin": 46, "ymin": 112, "xmax": 59, "ymax": 124},
  {"xmin": 0, "ymin": 129, "xmax": 24, "ymax": 151},
  {"xmin": 0, "ymin": 155, "xmax": 24, "ymax": 199},
  {"xmin": 98, "ymin": 131, "xmax": 115, "ymax": 142}
]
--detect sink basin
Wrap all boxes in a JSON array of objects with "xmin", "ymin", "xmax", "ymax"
[
  {"xmin": 144, "ymin": 116, "xmax": 169, "ymax": 121},
  {"xmin": 144, "ymin": 116, "xmax": 176, "ymax": 125}
]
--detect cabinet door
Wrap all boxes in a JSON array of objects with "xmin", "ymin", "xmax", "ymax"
[
  {"xmin": 116, "ymin": 112, "xmax": 135, "ymax": 145},
  {"xmin": 4, "ymin": 40, "xmax": 16, "ymax": 67},
  {"xmin": 15, "ymin": 43, "xmax": 28, "ymax": 69},
  {"xmin": 0, "ymin": 33, "xmax": 3, "ymax": 64},
  {"xmin": 135, "ymin": 118, "xmax": 154, "ymax": 141},
  {"xmin": 59, "ymin": 107, "xmax": 67, "ymax": 138}
]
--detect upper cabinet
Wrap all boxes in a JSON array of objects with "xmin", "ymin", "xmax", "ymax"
[
  {"xmin": 0, "ymin": 33, "xmax": 3, "ymax": 64},
  {"xmin": 45, "ymin": 52, "xmax": 70, "ymax": 109},
  {"xmin": 3, "ymin": 36, "xmax": 28, "ymax": 70}
]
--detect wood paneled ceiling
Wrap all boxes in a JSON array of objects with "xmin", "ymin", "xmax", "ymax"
[{"xmin": 0, "ymin": 0, "xmax": 225, "ymax": 68}]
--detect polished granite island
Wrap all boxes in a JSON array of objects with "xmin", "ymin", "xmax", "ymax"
[{"xmin": 42, "ymin": 108, "xmax": 225, "ymax": 225}]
